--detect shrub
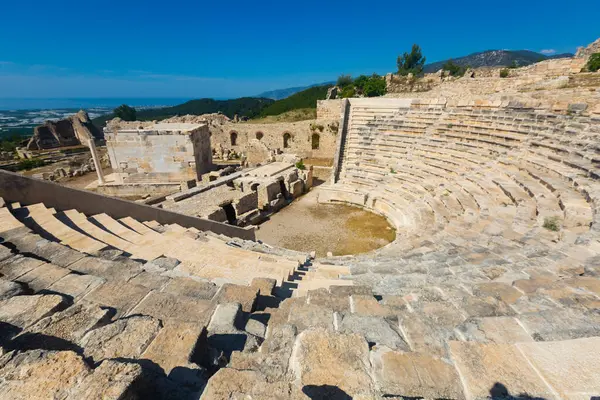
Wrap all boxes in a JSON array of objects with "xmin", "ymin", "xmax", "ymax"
[
  {"xmin": 362, "ymin": 74, "xmax": 387, "ymax": 97},
  {"xmin": 337, "ymin": 74, "xmax": 353, "ymax": 87},
  {"xmin": 295, "ymin": 160, "xmax": 306, "ymax": 170},
  {"xmin": 390, "ymin": 167, "xmax": 396, "ymax": 174},
  {"xmin": 499, "ymin": 69, "xmax": 510, "ymax": 78},
  {"xmin": 442, "ymin": 60, "xmax": 466, "ymax": 77},
  {"xmin": 508, "ymin": 60, "xmax": 519, "ymax": 69},
  {"xmin": 397, "ymin": 44, "xmax": 426, "ymax": 76},
  {"xmin": 586, "ymin": 53, "xmax": 600, "ymax": 72},
  {"xmin": 543, "ymin": 216, "xmax": 561, "ymax": 231},
  {"xmin": 340, "ymin": 86, "xmax": 356, "ymax": 98},
  {"xmin": 353, "ymin": 75, "xmax": 369, "ymax": 90}
]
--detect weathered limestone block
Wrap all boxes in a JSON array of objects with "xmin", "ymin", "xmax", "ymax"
[
  {"xmin": 82, "ymin": 280, "xmax": 150, "ymax": 318},
  {"xmin": 69, "ymin": 256, "xmax": 142, "ymax": 282},
  {"xmin": 455, "ymin": 316, "xmax": 533, "ymax": 343},
  {"xmin": 16, "ymin": 302, "xmax": 111, "ymax": 347},
  {"xmin": 244, "ymin": 318, "xmax": 266, "ymax": 339},
  {"xmin": 338, "ymin": 314, "xmax": 407, "ymax": 350},
  {"xmin": 145, "ymin": 256, "xmax": 180, "ymax": 271},
  {"xmin": 130, "ymin": 291, "xmax": 212, "ymax": 324},
  {"xmin": 212, "ymin": 283, "xmax": 258, "ymax": 313},
  {"xmin": 208, "ymin": 303, "xmax": 242, "ymax": 333},
  {"xmin": 0, "ymin": 278, "xmax": 25, "ymax": 301},
  {"xmin": 472, "ymin": 282, "xmax": 523, "ymax": 304},
  {"xmin": 518, "ymin": 309, "xmax": 600, "ymax": 341},
  {"xmin": 8, "ymin": 234, "xmax": 85, "ymax": 267},
  {"xmin": 371, "ymin": 348, "xmax": 463, "ymax": 398},
  {"xmin": 0, "ymin": 350, "xmax": 90, "ymax": 399},
  {"xmin": 289, "ymin": 180, "xmax": 303, "ymax": 197},
  {"xmin": 47, "ymin": 273, "xmax": 105, "ymax": 301},
  {"xmin": 251, "ymin": 277, "xmax": 277, "ymax": 295},
  {"xmin": 398, "ymin": 302, "xmax": 464, "ymax": 357},
  {"xmin": 16, "ymin": 263, "xmax": 70, "ymax": 292},
  {"xmin": 0, "ymin": 245, "xmax": 12, "ymax": 263},
  {"xmin": 0, "ymin": 255, "xmax": 46, "ymax": 280},
  {"xmin": 459, "ymin": 295, "xmax": 514, "ymax": 318},
  {"xmin": 351, "ymin": 295, "xmax": 396, "ymax": 317},
  {"xmin": 200, "ymin": 368, "xmax": 304, "ymax": 400},
  {"xmin": 307, "ymin": 288, "xmax": 350, "ymax": 312},
  {"xmin": 161, "ymin": 277, "xmax": 218, "ymax": 299},
  {"xmin": 287, "ymin": 302, "xmax": 334, "ymax": 332},
  {"xmin": 128, "ymin": 271, "xmax": 170, "ymax": 290},
  {"xmin": 141, "ymin": 321, "xmax": 207, "ymax": 387},
  {"xmin": 229, "ymin": 323, "xmax": 297, "ymax": 382},
  {"xmin": 517, "ymin": 337, "xmax": 600, "ymax": 399},
  {"xmin": 0, "ymin": 294, "xmax": 67, "ymax": 329},
  {"xmin": 67, "ymin": 359, "xmax": 142, "ymax": 400},
  {"xmin": 79, "ymin": 315, "xmax": 162, "ymax": 363},
  {"xmin": 449, "ymin": 341, "xmax": 555, "ymax": 399},
  {"xmin": 290, "ymin": 329, "xmax": 374, "ymax": 397}
]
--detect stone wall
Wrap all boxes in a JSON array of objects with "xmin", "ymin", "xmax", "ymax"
[
  {"xmin": 316, "ymin": 99, "xmax": 344, "ymax": 120},
  {"xmin": 0, "ymin": 169, "xmax": 255, "ymax": 240},
  {"xmin": 209, "ymin": 120, "xmax": 339, "ymax": 161},
  {"xmin": 104, "ymin": 124, "xmax": 211, "ymax": 183}
]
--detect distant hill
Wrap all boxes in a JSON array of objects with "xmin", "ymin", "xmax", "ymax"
[
  {"xmin": 258, "ymin": 84, "xmax": 333, "ymax": 117},
  {"xmin": 92, "ymin": 97, "xmax": 274, "ymax": 127},
  {"xmin": 256, "ymin": 82, "xmax": 335, "ymax": 100},
  {"xmin": 423, "ymin": 50, "xmax": 573, "ymax": 73}
]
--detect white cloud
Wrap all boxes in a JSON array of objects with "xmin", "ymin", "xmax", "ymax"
[{"xmin": 540, "ymin": 49, "xmax": 556, "ymax": 55}]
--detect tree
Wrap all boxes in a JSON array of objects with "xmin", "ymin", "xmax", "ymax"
[
  {"xmin": 397, "ymin": 44, "xmax": 426, "ymax": 76},
  {"xmin": 442, "ymin": 59, "xmax": 465, "ymax": 77},
  {"xmin": 336, "ymin": 74, "xmax": 353, "ymax": 87},
  {"xmin": 114, "ymin": 104, "xmax": 137, "ymax": 121}
]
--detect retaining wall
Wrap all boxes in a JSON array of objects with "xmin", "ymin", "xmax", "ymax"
[{"xmin": 0, "ymin": 170, "xmax": 255, "ymax": 240}]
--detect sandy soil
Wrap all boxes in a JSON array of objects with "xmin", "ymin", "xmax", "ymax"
[{"xmin": 255, "ymin": 186, "xmax": 395, "ymax": 256}]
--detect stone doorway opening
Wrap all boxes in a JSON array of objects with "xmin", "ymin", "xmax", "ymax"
[
  {"xmin": 278, "ymin": 179, "xmax": 289, "ymax": 200},
  {"xmin": 221, "ymin": 202, "xmax": 237, "ymax": 225}
]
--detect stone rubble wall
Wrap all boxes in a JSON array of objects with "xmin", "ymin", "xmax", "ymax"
[
  {"xmin": 316, "ymin": 99, "xmax": 344, "ymax": 120},
  {"xmin": 27, "ymin": 110, "xmax": 103, "ymax": 151},
  {"xmin": 209, "ymin": 120, "xmax": 339, "ymax": 161}
]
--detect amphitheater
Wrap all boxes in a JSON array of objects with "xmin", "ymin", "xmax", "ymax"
[{"xmin": 2, "ymin": 63, "xmax": 600, "ymax": 399}]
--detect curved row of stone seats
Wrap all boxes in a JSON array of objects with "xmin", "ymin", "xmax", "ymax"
[
  {"xmin": 336, "ymin": 103, "xmax": 598, "ymax": 249},
  {"xmin": 3, "ymin": 199, "xmax": 353, "ymax": 297},
  {"xmin": 9, "ymin": 203, "xmax": 298, "ymax": 286}
]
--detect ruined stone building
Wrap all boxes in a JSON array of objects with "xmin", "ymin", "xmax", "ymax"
[
  {"xmin": 103, "ymin": 122, "xmax": 212, "ymax": 186},
  {"xmin": 26, "ymin": 110, "xmax": 103, "ymax": 150}
]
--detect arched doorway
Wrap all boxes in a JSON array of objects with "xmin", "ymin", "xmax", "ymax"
[
  {"xmin": 230, "ymin": 131, "xmax": 238, "ymax": 146},
  {"xmin": 311, "ymin": 133, "xmax": 320, "ymax": 150},
  {"xmin": 283, "ymin": 132, "xmax": 291, "ymax": 148}
]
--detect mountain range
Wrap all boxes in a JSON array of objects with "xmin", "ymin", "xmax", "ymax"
[
  {"xmin": 423, "ymin": 49, "xmax": 573, "ymax": 73},
  {"xmin": 256, "ymin": 81, "xmax": 335, "ymax": 100}
]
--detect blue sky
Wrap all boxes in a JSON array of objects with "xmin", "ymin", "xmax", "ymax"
[{"xmin": 1, "ymin": 0, "xmax": 598, "ymax": 99}]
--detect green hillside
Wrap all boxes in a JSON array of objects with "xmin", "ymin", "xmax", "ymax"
[
  {"xmin": 258, "ymin": 85, "xmax": 333, "ymax": 117},
  {"xmin": 92, "ymin": 97, "xmax": 274, "ymax": 127}
]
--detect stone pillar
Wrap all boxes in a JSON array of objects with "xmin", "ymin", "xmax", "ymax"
[{"xmin": 87, "ymin": 139, "xmax": 105, "ymax": 185}]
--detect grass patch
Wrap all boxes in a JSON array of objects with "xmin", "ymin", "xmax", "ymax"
[{"xmin": 247, "ymin": 108, "xmax": 316, "ymax": 124}]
